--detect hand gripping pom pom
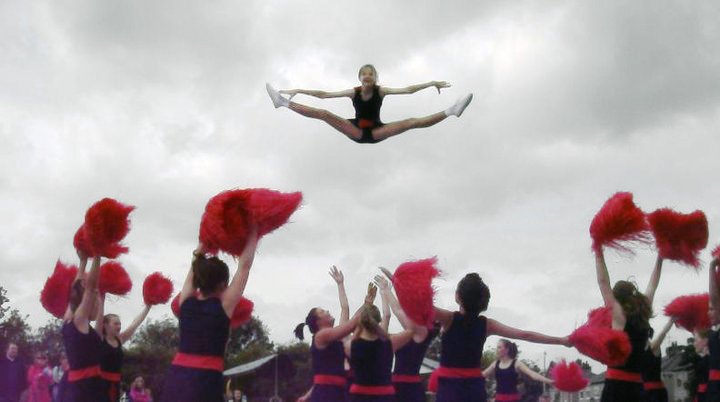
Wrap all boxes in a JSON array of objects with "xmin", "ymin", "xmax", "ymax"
[
  {"xmin": 98, "ymin": 261, "xmax": 132, "ymax": 296},
  {"xmin": 664, "ymin": 293, "xmax": 709, "ymax": 332},
  {"xmin": 648, "ymin": 208, "xmax": 708, "ymax": 268},
  {"xmin": 142, "ymin": 272, "xmax": 174, "ymax": 306},
  {"xmin": 231, "ymin": 297, "xmax": 254, "ymax": 328},
  {"xmin": 41, "ymin": 260, "xmax": 78, "ymax": 318},
  {"xmin": 551, "ymin": 360, "xmax": 589, "ymax": 392},
  {"xmin": 391, "ymin": 257, "xmax": 441, "ymax": 327},
  {"xmin": 199, "ymin": 188, "xmax": 302, "ymax": 256},
  {"xmin": 589, "ymin": 192, "xmax": 650, "ymax": 254},
  {"xmin": 84, "ymin": 198, "xmax": 135, "ymax": 257}
]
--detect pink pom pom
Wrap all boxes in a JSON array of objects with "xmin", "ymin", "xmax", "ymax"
[
  {"xmin": 587, "ymin": 306, "xmax": 612, "ymax": 328},
  {"xmin": 98, "ymin": 261, "xmax": 132, "ymax": 296},
  {"xmin": 391, "ymin": 257, "xmax": 441, "ymax": 327},
  {"xmin": 41, "ymin": 260, "xmax": 78, "ymax": 318},
  {"xmin": 551, "ymin": 360, "xmax": 589, "ymax": 392},
  {"xmin": 664, "ymin": 293, "xmax": 709, "ymax": 332},
  {"xmin": 648, "ymin": 208, "xmax": 708, "ymax": 268},
  {"xmin": 589, "ymin": 192, "xmax": 650, "ymax": 254},
  {"xmin": 199, "ymin": 189, "xmax": 302, "ymax": 256},
  {"xmin": 73, "ymin": 225, "xmax": 92, "ymax": 257},
  {"xmin": 230, "ymin": 297, "xmax": 254, "ymax": 328},
  {"xmin": 84, "ymin": 198, "xmax": 135, "ymax": 257},
  {"xmin": 713, "ymin": 245, "xmax": 720, "ymax": 259},
  {"xmin": 569, "ymin": 325, "xmax": 631, "ymax": 366},
  {"xmin": 142, "ymin": 272, "xmax": 174, "ymax": 306}
]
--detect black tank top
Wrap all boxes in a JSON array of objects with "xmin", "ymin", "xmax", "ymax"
[{"xmin": 352, "ymin": 85, "xmax": 383, "ymax": 124}]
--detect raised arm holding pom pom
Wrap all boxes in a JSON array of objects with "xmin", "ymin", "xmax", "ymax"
[{"xmin": 266, "ymin": 64, "xmax": 472, "ymax": 144}]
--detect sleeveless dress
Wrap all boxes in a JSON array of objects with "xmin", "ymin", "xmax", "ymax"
[
  {"xmin": 392, "ymin": 330, "xmax": 437, "ymax": 402},
  {"xmin": 349, "ymin": 85, "xmax": 384, "ymax": 143},
  {"xmin": 696, "ymin": 354, "xmax": 709, "ymax": 402},
  {"xmin": 310, "ymin": 338, "xmax": 348, "ymax": 402},
  {"xmin": 62, "ymin": 321, "xmax": 103, "ymax": 401},
  {"xmin": 99, "ymin": 338, "xmax": 123, "ymax": 402},
  {"xmin": 160, "ymin": 297, "xmax": 229, "ymax": 402},
  {"xmin": 601, "ymin": 320, "xmax": 648, "ymax": 402},
  {"xmin": 641, "ymin": 348, "xmax": 668, "ymax": 402},
  {"xmin": 494, "ymin": 359, "xmax": 520, "ymax": 401},
  {"xmin": 707, "ymin": 329, "xmax": 720, "ymax": 402},
  {"xmin": 436, "ymin": 313, "xmax": 487, "ymax": 402},
  {"xmin": 349, "ymin": 337, "xmax": 395, "ymax": 402}
]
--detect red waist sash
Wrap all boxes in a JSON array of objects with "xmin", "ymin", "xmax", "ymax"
[
  {"xmin": 171, "ymin": 352, "xmax": 224, "ymax": 372},
  {"xmin": 349, "ymin": 384, "xmax": 395, "ymax": 395},
  {"xmin": 392, "ymin": 374, "xmax": 422, "ymax": 383},
  {"xmin": 68, "ymin": 365, "xmax": 101, "ymax": 382},
  {"xmin": 358, "ymin": 119, "xmax": 375, "ymax": 129},
  {"xmin": 698, "ymin": 383, "xmax": 707, "ymax": 392},
  {"xmin": 99, "ymin": 370, "xmax": 121, "ymax": 382},
  {"xmin": 605, "ymin": 369, "xmax": 642, "ymax": 383},
  {"xmin": 495, "ymin": 393, "xmax": 521, "ymax": 401},
  {"xmin": 710, "ymin": 370, "xmax": 720, "ymax": 381},
  {"xmin": 436, "ymin": 366, "xmax": 484, "ymax": 378},
  {"xmin": 643, "ymin": 381, "xmax": 665, "ymax": 390},
  {"xmin": 313, "ymin": 374, "xmax": 347, "ymax": 386}
]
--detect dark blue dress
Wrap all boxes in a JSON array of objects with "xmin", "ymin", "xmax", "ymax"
[
  {"xmin": 436, "ymin": 313, "xmax": 487, "ymax": 402},
  {"xmin": 494, "ymin": 360, "xmax": 520, "ymax": 401},
  {"xmin": 697, "ymin": 354, "xmax": 709, "ymax": 402},
  {"xmin": 161, "ymin": 297, "xmax": 229, "ymax": 402},
  {"xmin": 349, "ymin": 85, "xmax": 385, "ymax": 143},
  {"xmin": 641, "ymin": 348, "xmax": 668, "ymax": 402},
  {"xmin": 310, "ymin": 338, "xmax": 348, "ymax": 402},
  {"xmin": 601, "ymin": 320, "xmax": 648, "ymax": 402},
  {"xmin": 99, "ymin": 338, "xmax": 123, "ymax": 402},
  {"xmin": 349, "ymin": 337, "xmax": 395, "ymax": 402},
  {"xmin": 62, "ymin": 321, "xmax": 103, "ymax": 402},
  {"xmin": 707, "ymin": 329, "xmax": 720, "ymax": 402},
  {"xmin": 392, "ymin": 330, "xmax": 436, "ymax": 402}
]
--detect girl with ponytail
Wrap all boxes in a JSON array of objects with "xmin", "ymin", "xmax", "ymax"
[{"xmin": 433, "ymin": 273, "xmax": 570, "ymax": 402}]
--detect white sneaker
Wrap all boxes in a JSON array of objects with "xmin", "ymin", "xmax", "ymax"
[
  {"xmin": 266, "ymin": 83, "xmax": 288, "ymax": 108},
  {"xmin": 447, "ymin": 93, "xmax": 473, "ymax": 117}
]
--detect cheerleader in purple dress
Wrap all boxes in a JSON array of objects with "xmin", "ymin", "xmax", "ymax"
[
  {"xmin": 482, "ymin": 340, "xmax": 552, "ymax": 402},
  {"xmin": 266, "ymin": 64, "xmax": 473, "ymax": 144},
  {"xmin": 642, "ymin": 319, "xmax": 674, "ymax": 402},
  {"xmin": 433, "ymin": 273, "xmax": 569, "ymax": 402},
  {"xmin": 95, "ymin": 300, "xmax": 151, "ymax": 402},
  {"xmin": 160, "ymin": 228, "xmax": 258, "ymax": 402},
  {"xmin": 295, "ymin": 267, "xmax": 372, "ymax": 402},
  {"xmin": 694, "ymin": 330, "xmax": 709, "ymax": 402},
  {"xmin": 62, "ymin": 254, "xmax": 104, "ymax": 402},
  {"xmin": 706, "ymin": 257, "xmax": 720, "ymax": 402},
  {"xmin": 375, "ymin": 274, "xmax": 437, "ymax": 402}
]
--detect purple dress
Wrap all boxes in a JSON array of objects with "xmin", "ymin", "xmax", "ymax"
[
  {"xmin": 601, "ymin": 320, "xmax": 647, "ymax": 402},
  {"xmin": 99, "ymin": 338, "xmax": 123, "ymax": 402},
  {"xmin": 392, "ymin": 330, "xmax": 437, "ymax": 402},
  {"xmin": 707, "ymin": 329, "xmax": 720, "ymax": 402},
  {"xmin": 349, "ymin": 337, "xmax": 395, "ymax": 402},
  {"xmin": 62, "ymin": 321, "xmax": 103, "ymax": 402},
  {"xmin": 494, "ymin": 360, "xmax": 519, "ymax": 401},
  {"xmin": 161, "ymin": 297, "xmax": 229, "ymax": 402},
  {"xmin": 310, "ymin": 338, "xmax": 348, "ymax": 402},
  {"xmin": 436, "ymin": 313, "xmax": 487, "ymax": 402},
  {"xmin": 641, "ymin": 348, "xmax": 668, "ymax": 402}
]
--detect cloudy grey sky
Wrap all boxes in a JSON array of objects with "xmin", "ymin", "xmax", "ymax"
[{"xmin": 2, "ymin": 0, "xmax": 719, "ymax": 371}]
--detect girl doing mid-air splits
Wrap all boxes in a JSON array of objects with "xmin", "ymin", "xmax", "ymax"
[{"xmin": 266, "ymin": 64, "xmax": 473, "ymax": 144}]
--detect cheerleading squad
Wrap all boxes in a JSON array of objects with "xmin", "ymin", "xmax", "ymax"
[{"xmin": 25, "ymin": 189, "xmax": 720, "ymax": 402}]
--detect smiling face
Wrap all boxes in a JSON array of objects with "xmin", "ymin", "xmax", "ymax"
[
  {"xmin": 358, "ymin": 65, "xmax": 377, "ymax": 87},
  {"xmin": 105, "ymin": 315, "xmax": 122, "ymax": 337},
  {"xmin": 496, "ymin": 340, "xmax": 507, "ymax": 358}
]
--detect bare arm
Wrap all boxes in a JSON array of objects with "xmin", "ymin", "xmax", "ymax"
[
  {"xmin": 516, "ymin": 361, "xmax": 553, "ymax": 384},
  {"xmin": 74, "ymin": 256, "xmax": 101, "ymax": 333},
  {"xmin": 222, "ymin": 227, "xmax": 259, "ymax": 317},
  {"xmin": 316, "ymin": 284, "xmax": 376, "ymax": 348},
  {"xmin": 94, "ymin": 293, "xmax": 105, "ymax": 338},
  {"xmin": 390, "ymin": 328, "xmax": 415, "ymax": 352},
  {"xmin": 178, "ymin": 246, "xmax": 201, "ymax": 308},
  {"xmin": 279, "ymin": 88, "xmax": 354, "ymax": 99},
  {"xmin": 329, "ymin": 266, "xmax": 349, "ymax": 325},
  {"xmin": 378, "ymin": 278, "xmax": 391, "ymax": 332},
  {"xmin": 296, "ymin": 386, "xmax": 313, "ymax": 402},
  {"xmin": 381, "ymin": 81, "xmax": 450, "ymax": 96},
  {"xmin": 482, "ymin": 361, "xmax": 497, "ymax": 378},
  {"xmin": 434, "ymin": 306, "xmax": 456, "ymax": 332},
  {"xmin": 375, "ymin": 274, "xmax": 427, "ymax": 341},
  {"xmin": 710, "ymin": 258, "xmax": 720, "ymax": 312},
  {"xmin": 644, "ymin": 255, "xmax": 663, "ymax": 306},
  {"xmin": 118, "ymin": 304, "xmax": 151, "ymax": 343},
  {"xmin": 649, "ymin": 318, "xmax": 674, "ymax": 355},
  {"xmin": 596, "ymin": 251, "xmax": 625, "ymax": 329},
  {"xmin": 487, "ymin": 318, "xmax": 570, "ymax": 346}
]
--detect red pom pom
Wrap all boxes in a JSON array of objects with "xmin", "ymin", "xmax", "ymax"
[
  {"xmin": 589, "ymin": 192, "xmax": 650, "ymax": 254},
  {"xmin": 73, "ymin": 225, "xmax": 92, "ymax": 257},
  {"xmin": 142, "ymin": 272, "xmax": 174, "ymax": 306},
  {"xmin": 171, "ymin": 292, "xmax": 181, "ymax": 317},
  {"xmin": 98, "ymin": 261, "xmax": 132, "ymax": 296},
  {"xmin": 648, "ymin": 208, "xmax": 708, "ymax": 268},
  {"xmin": 587, "ymin": 306, "xmax": 612, "ymax": 328},
  {"xmin": 84, "ymin": 198, "xmax": 134, "ymax": 257},
  {"xmin": 199, "ymin": 189, "xmax": 302, "ymax": 256},
  {"xmin": 664, "ymin": 293, "xmax": 709, "ymax": 332},
  {"xmin": 569, "ymin": 325, "xmax": 631, "ymax": 366},
  {"xmin": 551, "ymin": 360, "xmax": 589, "ymax": 392},
  {"xmin": 713, "ymin": 245, "xmax": 720, "ymax": 259},
  {"xmin": 230, "ymin": 297, "xmax": 254, "ymax": 328},
  {"xmin": 391, "ymin": 257, "xmax": 441, "ymax": 327},
  {"xmin": 41, "ymin": 260, "xmax": 78, "ymax": 318},
  {"xmin": 427, "ymin": 369, "xmax": 439, "ymax": 393}
]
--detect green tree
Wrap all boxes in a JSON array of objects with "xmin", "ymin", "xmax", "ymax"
[
  {"xmin": 0, "ymin": 286, "xmax": 9, "ymax": 321},
  {"xmin": 226, "ymin": 316, "xmax": 274, "ymax": 367},
  {"xmin": 0, "ymin": 307, "xmax": 33, "ymax": 362},
  {"xmin": 33, "ymin": 318, "xmax": 64, "ymax": 364}
]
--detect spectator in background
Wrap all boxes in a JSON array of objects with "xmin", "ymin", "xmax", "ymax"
[
  {"xmin": 26, "ymin": 351, "xmax": 52, "ymax": 402},
  {"xmin": 51, "ymin": 354, "xmax": 68, "ymax": 402},
  {"xmin": 128, "ymin": 376, "xmax": 152, "ymax": 402},
  {"xmin": 0, "ymin": 342, "xmax": 28, "ymax": 402}
]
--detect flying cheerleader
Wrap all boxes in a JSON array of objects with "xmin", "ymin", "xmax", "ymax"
[{"xmin": 266, "ymin": 64, "xmax": 473, "ymax": 144}]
